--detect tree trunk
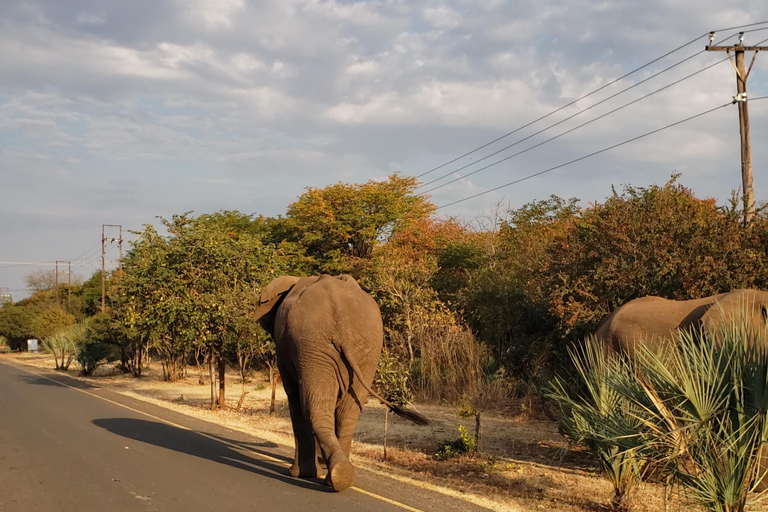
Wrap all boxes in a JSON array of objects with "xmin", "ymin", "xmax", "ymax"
[
  {"xmin": 383, "ymin": 408, "xmax": 389, "ymax": 461},
  {"xmin": 269, "ymin": 363, "xmax": 278, "ymax": 416},
  {"xmin": 475, "ymin": 412, "xmax": 483, "ymax": 454},
  {"xmin": 217, "ymin": 354, "xmax": 226, "ymax": 409},
  {"xmin": 235, "ymin": 390, "xmax": 249, "ymax": 411},
  {"xmin": 209, "ymin": 355, "xmax": 217, "ymax": 410},
  {"xmin": 405, "ymin": 309, "xmax": 414, "ymax": 366}
]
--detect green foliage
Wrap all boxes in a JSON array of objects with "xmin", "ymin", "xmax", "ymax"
[
  {"xmin": 435, "ymin": 425, "xmax": 476, "ymax": 460},
  {"xmin": 374, "ymin": 351, "xmax": 413, "ymax": 406},
  {"xmin": 459, "ymin": 179, "xmax": 768, "ymax": 383},
  {"xmin": 70, "ymin": 317, "xmax": 120, "ymax": 376},
  {"xmin": 457, "ymin": 394, "xmax": 476, "ymax": 418},
  {"xmin": 43, "ymin": 321, "xmax": 86, "ymax": 371},
  {"xmin": 76, "ymin": 339, "xmax": 119, "ymax": 376},
  {"xmin": 285, "ymin": 174, "xmax": 434, "ymax": 275},
  {"xmin": 550, "ymin": 315, "xmax": 768, "ymax": 512},
  {"xmin": 0, "ymin": 304, "xmax": 37, "ymax": 351},
  {"xmin": 617, "ymin": 319, "xmax": 768, "ymax": 512},
  {"xmin": 546, "ymin": 338, "xmax": 644, "ymax": 510},
  {"xmin": 31, "ymin": 306, "xmax": 76, "ymax": 340}
]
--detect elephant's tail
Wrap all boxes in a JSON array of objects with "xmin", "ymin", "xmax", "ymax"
[{"xmin": 342, "ymin": 348, "xmax": 430, "ymax": 426}]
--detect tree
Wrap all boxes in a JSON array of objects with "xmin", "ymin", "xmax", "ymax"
[
  {"xmin": 24, "ymin": 270, "xmax": 56, "ymax": 293},
  {"xmin": 285, "ymin": 174, "xmax": 434, "ymax": 275},
  {"xmin": 0, "ymin": 304, "xmax": 37, "ymax": 351},
  {"xmin": 31, "ymin": 306, "xmax": 76, "ymax": 341},
  {"xmin": 116, "ymin": 211, "xmax": 295, "ymax": 409}
]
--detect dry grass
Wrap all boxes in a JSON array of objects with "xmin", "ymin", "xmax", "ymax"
[{"xmin": 6, "ymin": 352, "xmax": 757, "ymax": 512}]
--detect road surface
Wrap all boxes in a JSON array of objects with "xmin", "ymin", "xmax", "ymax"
[{"xmin": 0, "ymin": 358, "xmax": 494, "ymax": 512}]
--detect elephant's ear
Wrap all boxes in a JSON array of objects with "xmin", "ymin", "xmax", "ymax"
[{"xmin": 254, "ymin": 276, "xmax": 302, "ymax": 334}]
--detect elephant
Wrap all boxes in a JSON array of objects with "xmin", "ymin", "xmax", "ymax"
[
  {"xmin": 595, "ymin": 289, "xmax": 768, "ymax": 357},
  {"xmin": 253, "ymin": 274, "xmax": 428, "ymax": 492}
]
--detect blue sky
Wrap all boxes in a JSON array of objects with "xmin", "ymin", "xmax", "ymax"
[{"xmin": 1, "ymin": 0, "xmax": 768, "ymax": 299}]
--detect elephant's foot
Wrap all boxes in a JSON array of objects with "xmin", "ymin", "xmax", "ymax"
[
  {"xmin": 289, "ymin": 461, "xmax": 318, "ymax": 479},
  {"xmin": 326, "ymin": 451, "xmax": 355, "ymax": 492}
]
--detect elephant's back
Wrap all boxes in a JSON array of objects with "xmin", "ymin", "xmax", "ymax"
[
  {"xmin": 597, "ymin": 295, "xmax": 714, "ymax": 355},
  {"xmin": 281, "ymin": 274, "xmax": 383, "ymax": 340}
]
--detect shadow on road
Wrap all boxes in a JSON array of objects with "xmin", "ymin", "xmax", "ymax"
[
  {"xmin": 93, "ymin": 417, "xmax": 329, "ymax": 492},
  {"xmin": 19, "ymin": 373, "xmax": 98, "ymax": 389}
]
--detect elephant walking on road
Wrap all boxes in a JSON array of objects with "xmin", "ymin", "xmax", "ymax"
[
  {"xmin": 254, "ymin": 275, "xmax": 428, "ymax": 492},
  {"xmin": 595, "ymin": 289, "xmax": 768, "ymax": 357}
]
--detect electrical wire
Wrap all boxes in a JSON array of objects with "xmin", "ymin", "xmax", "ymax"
[
  {"xmin": 414, "ymin": 21, "xmax": 768, "ymax": 180},
  {"xmin": 418, "ymin": 30, "xmax": 751, "ymax": 192},
  {"xmin": 419, "ymin": 56, "xmax": 729, "ymax": 195},
  {"xmin": 435, "ymin": 101, "xmax": 736, "ymax": 210}
]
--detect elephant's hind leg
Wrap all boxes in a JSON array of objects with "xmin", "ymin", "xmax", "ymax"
[
  {"xmin": 303, "ymin": 374, "xmax": 354, "ymax": 492},
  {"xmin": 281, "ymin": 364, "xmax": 319, "ymax": 479},
  {"xmin": 335, "ymin": 391, "xmax": 363, "ymax": 459}
]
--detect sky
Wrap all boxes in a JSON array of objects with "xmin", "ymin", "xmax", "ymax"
[{"xmin": 1, "ymin": 0, "xmax": 768, "ymax": 300}]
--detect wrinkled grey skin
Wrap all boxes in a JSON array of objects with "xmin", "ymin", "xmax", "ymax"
[
  {"xmin": 595, "ymin": 289, "xmax": 768, "ymax": 358},
  {"xmin": 253, "ymin": 274, "xmax": 426, "ymax": 492}
]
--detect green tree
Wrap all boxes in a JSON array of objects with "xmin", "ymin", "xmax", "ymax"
[
  {"xmin": 285, "ymin": 174, "xmax": 434, "ymax": 275},
  {"xmin": 116, "ymin": 211, "xmax": 294, "ymax": 409}
]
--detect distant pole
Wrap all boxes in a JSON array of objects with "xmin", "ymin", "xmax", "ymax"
[
  {"xmin": 119, "ymin": 225, "xmax": 123, "ymax": 273},
  {"xmin": 706, "ymin": 32, "xmax": 768, "ymax": 224},
  {"xmin": 55, "ymin": 260, "xmax": 59, "ymax": 304},
  {"xmin": 67, "ymin": 261, "xmax": 71, "ymax": 306},
  {"xmin": 101, "ymin": 226, "xmax": 106, "ymax": 312}
]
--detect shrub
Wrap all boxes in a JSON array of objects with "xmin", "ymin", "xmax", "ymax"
[
  {"xmin": 550, "ymin": 313, "xmax": 768, "ymax": 512},
  {"xmin": 43, "ymin": 326, "xmax": 79, "ymax": 370},
  {"xmin": 76, "ymin": 339, "xmax": 119, "ymax": 376},
  {"xmin": 374, "ymin": 350, "xmax": 413, "ymax": 406},
  {"xmin": 435, "ymin": 425, "xmax": 476, "ymax": 460},
  {"xmin": 547, "ymin": 337, "xmax": 644, "ymax": 511}
]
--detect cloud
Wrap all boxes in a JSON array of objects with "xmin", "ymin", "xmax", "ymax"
[{"xmin": 1, "ymin": 0, "xmax": 768, "ymax": 299}]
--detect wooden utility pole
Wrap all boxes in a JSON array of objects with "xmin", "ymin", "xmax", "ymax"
[
  {"xmin": 101, "ymin": 226, "xmax": 106, "ymax": 312},
  {"xmin": 67, "ymin": 261, "xmax": 71, "ymax": 306},
  {"xmin": 706, "ymin": 32, "xmax": 768, "ymax": 224},
  {"xmin": 101, "ymin": 224, "xmax": 123, "ymax": 312},
  {"xmin": 55, "ymin": 260, "xmax": 60, "ymax": 304}
]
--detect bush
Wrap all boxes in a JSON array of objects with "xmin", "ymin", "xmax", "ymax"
[
  {"xmin": 43, "ymin": 326, "xmax": 79, "ymax": 370},
  {"xmin": 435, "ymin": 425, "xmax": 477, "ymax": 460},
  {"xmin": 546, "ymin": 338, "xmax": 643, "ymax": 511},
  {"xmin": 550, "ymin": 314, "xmax": 768, "ymax": 512},
  {"xmin": 374, "ymin": 350, "xmax": 413, "ymax": 406},
  {"xmin": 76, "ymin": 339, "xmax": 119, "ymax": 376}
]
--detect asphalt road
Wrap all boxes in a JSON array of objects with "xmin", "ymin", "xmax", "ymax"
[{"xmin": 0, "ymin": 359, "xmax": 494, "ymax": 512}]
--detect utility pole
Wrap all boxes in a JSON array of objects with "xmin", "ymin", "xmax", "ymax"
[
  {"xmin": 55, "ymin": 260, "xmax": 60, "ymax": 304},
  {"xmin": 101, "ymin": 224, "xmax": 123, "ymax": 312},
  {"xmin": 68, "ymin": 261, "xmax": 72, "ymax": 306},
  {"xmin": 101, "ymin": 226, "xmax": 106, "ymax": 312},
  {"xmin": 706, "ymin": 31, "xmax": 768, "ymax": 224}
]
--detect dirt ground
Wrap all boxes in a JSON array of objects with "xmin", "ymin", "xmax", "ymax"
[{"xmin": 2, "ymin": 352, "xmax": 723, "ymax": 512}]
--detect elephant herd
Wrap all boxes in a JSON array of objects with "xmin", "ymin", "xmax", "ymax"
[{"xmin": 255, "ymin": 274, "xmax": 768, "ymax": 492}]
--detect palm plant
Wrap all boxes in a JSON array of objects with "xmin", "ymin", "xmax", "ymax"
[
  {"xmin": 43, "ymin": 326, "xmax": 79, "ymax": 370},
  {"xmin": 622, "ymin": 314, "xmax": 768, "ymax": 512},
  {"xmin": 547, "ymin": 337, "xmax": 645, "ymax": 510}
]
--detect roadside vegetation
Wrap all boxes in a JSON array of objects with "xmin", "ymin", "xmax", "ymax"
[{"xmin": 3, "ymin": 173, "xmax": 768, "ymax": 510}]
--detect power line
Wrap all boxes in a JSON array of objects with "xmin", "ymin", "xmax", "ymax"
[
  {"xmin": 435, "ymin": 101, "xmax": 742, "ymax": 210},
  {"xmin": 419, "ymin": 56, "xmax": 730, "ymax": 195},
  {"xmin": 418, "ymin": 30, "xmax": 762, "ymax": 193},
  {"xmin": 414, "ymin": 21, "xmax": 768, "ymax": 180}
]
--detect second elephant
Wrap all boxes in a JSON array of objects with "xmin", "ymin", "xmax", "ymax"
[
  {"xmin": 595, "ymin": 289, "xmax": 768, "ymax": 357},
  {"xmin": 253, "ymin": 274, "xmax": 428, "ymax": 492}
]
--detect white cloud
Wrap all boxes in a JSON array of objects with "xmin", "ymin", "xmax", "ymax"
[
  {"xmin": 1, "ymin": 0, "xmax": 768, "ymax": 300},
  {"xmin": 422, "ymin": 6, "xmax": 462, "ymax": 29},
  {"xmin": 179, "ymin": 0, "xmax": 245, "ymax": 29}
]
